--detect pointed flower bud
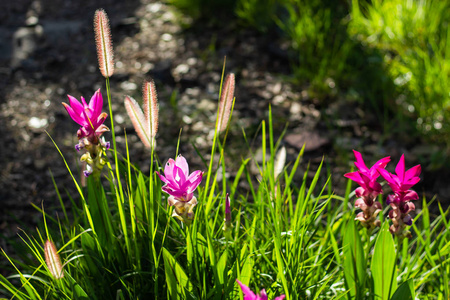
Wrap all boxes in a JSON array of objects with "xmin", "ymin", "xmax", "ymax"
[
  {"xmin": 94, "ymin": 9, "xmax": 114, "ymax": 78},
  {"xmin": 124, "ymin": 80, "xmax": 159, "ymax": 149},
  {"xmin": 216, "ymin": 73, "xmax": 235, "ymax": 133},
  {"xmin": 44, "ymin": 240, "xmax": 64, "ymax": 279}
]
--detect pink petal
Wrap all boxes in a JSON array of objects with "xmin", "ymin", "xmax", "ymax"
[
  {"xmin": 402, "ymin": 177, "xmax": 420, "ymax": 190},
  {"xmin": 164, "ymin": 159, "xmax": 176, "ymax": 183},
  {"xmin": 62, "ymin": 102, "xmax": 86, "ymax": 126},
  {"xmin": 344, "ymin": 171, "xmax": 364, "ymax": 186},
  {"xmin": 67, "ymin": 95, "xmax": 84, "ymax": 113},
  {"xmin": 162, "ymin": 187, "xmax": 187, "ymax": 200},
  {"xmin": 236, "ymin": 280, "xmax": 257, "ymax": 300},
  {"xmin": 157, "ymin": 172, "xmax": 170, "ymax": 185},
  {"xmin": 353, "ymin": 150, "xmax": 369, "ymax": 173},
  {"xmin": 90, "ymin": 89, "xmax": 103, "ymax": 119},
  {"xmin": 95, "ymin": 112, "xmax": 108, "ymax": 128},
  {"xmin": 274, "ymin": 296, "xmax": 286, "ymax": 300},
  {"xmin": 80, "ymin": 96, "xmax": 88, "ymax": 108},
  {"xmin": 82, "ymin": 109, "xmax": 94, "ymax": 131},
  {"xmin": 182, "ymin": 170, "xmax": 203, "ymax": 192},
  {"xmin": 259, "ymin": 289, "xmax": 268, "ymax": 300},
  {"xmin": 405, "ymin": 165, "xmax": 421, "ymax": 181},
  {"xmin": 395, "ymin": 154, "xmax": 405, "ymax": 182},
  {"xmin": 175, "ymin": 155, "xmax": 189, "ymax": 177},
  {"xmin": 378, "ymin": 168, "xmax": 395, "ymax": 186},
  {"xmin": 174, "ymin": 165, "xmax": 187, "ymax": 186},
  {"xmin": 402, "ymin": 190, "xmax": 419, "ymax": 201},
  {"xmin": 373, "ymin": 156, "xmax": 391, "ymax": 170}
]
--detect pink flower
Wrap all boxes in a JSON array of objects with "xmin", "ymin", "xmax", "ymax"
[
  {"xmin": 157, "ymin": 155, "xmax": 203, "ymax": 202},
  {"xmin": 344, "ymin": 150, "xmax": 390, "ymax": 229},
  {"xmin": 236, "ymin": 280, "xmax": 285, "ymax": 300},
  {"xmin": 378, "ymin": 154, "xmax": 421, "ymax": 203},
  {"xmin": 62, "ymin": 89, "xmax": 109, "ymax": 139},
  {"xmin": 344, "ymin": 150, "xmax": 390, "ymax": 197}
]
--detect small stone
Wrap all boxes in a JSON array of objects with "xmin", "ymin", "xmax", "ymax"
[
  {"xmin": 182, "ymin": 115, "xmax": 192, "ymax": 124},
  {"xmin": 161, "ymin": 33, "xmax": 172, "ymax": 42},
  {"xmin": 28, "ymin": 117, "xmax": 48, "ymax": 129},
  {"xmin": 120, "ymin": 81, "xmax": 138, "ymax": 91},
  {"xmin": 284, "ymin": 131, "xmax": 330, "ymax": 152},
  {"xmin": 115, "ymin": 114, "xmax": 125, "ymax": 124},
  {"xmin": 173, "ymin": 64, "xmax": 189, "ymax": 75}
]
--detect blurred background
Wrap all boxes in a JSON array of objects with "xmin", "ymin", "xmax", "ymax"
[{"xmin": 1, "ymin": 0, "xmax": 449, "ymax": 250}]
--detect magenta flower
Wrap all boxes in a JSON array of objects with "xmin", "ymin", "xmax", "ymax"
[
  {"xmin": 157, "ymin": 155, "xmax": 203, "ymax": 223},
  {"xmin": 236, "ymin": 280, "xmax": 285, "ymax": 300},
  {"xmin": 344, "ymin": 150, "xmax": 390, "ymax": 229},
  {"xmin": 378, "ymin": 154, "xmax": 421, "ymax": 204},
  {"xmin": 344, "ymin": 150, "xmax": 390, "ymax": 197},
  {"xmin": 62, "ymin": 89, "xmax": 109, "ymax": 140},
  {"xmin": 378, "ymin": 154, "xmax": 421, "ymax": 237},
  {"xmin": 157, "ymin": 155, "xmax": 203, "ymax": 202}
]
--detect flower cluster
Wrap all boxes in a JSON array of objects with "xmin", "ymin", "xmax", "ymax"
[
  {"xmin": 344, "ymin": 150, "xmax": 390, "ymax": 229},
  {"xmin": 379, "ymin": 155, "xmax": 421, "ymax": 238},
  {"xmin": 345, "ymin": 150, "xmax": 421, "ymax": 237},
  {"xmin": 62, "ymin": 89, "xmax": 110, "ymax": 178},
  {"xmin": 157, "ymin": 155, "xmax": 203, "ymax": 224},
  {"xmin": 236, "ymin": 279, "xmax": 286, "ymax": 300}
]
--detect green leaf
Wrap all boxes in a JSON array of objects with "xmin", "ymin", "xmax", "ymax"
[
  {"xmin": 216, "ymin": 251, "xmax": 228, "ymax": 285},
  {"xmin": 390, "ymin": 279, "xmax": 414, "ymax": 300},
  {"xmin": 162, "ymin": 248, "xmax": 193, "ymax": 298},
  {"xmin": 371, "ymin": 222, "xmax": 397, "ymax": 300},
  {"xmin": 342, "ymin": 219, "xmax": 366, "ymax": 299},
  {"xmin": 65, "ymin": 273, "xmax": 89, "ymax": 300}
]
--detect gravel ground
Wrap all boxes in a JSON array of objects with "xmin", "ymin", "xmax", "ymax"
[{"xmin": 1, "ymin": 0, "xmax": 449, "ymax": 275}]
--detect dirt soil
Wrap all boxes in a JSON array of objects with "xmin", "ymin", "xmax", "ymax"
[{"xmin": 1, "ymin": 0, "xmax": 449, "ymax": 274}]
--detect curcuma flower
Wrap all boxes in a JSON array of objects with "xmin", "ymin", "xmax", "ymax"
[
  {"xmin": 62, "ymin": 89, "xmax": 110, "ymax": 178},
  {"xmin": 378, "ymin": 154, "xmax": 421, "ymax": 237},
  {"xmin": 236, "ymin": 280, "xmax": 285, "ymax": 300},
  {"xmin": 344, "ymin": 150, "xmax": 390, "ymax": 229},
  {"xmin": 157, "ymin": 155, "xmax": 203, "ymax": 224},
  {"xmin": 62, "ymin": 89, "xmax": 109, "ymax": 141},
  {"xmin": 44, "ymin": 240, "xmax": 64, "ymax": 279}
]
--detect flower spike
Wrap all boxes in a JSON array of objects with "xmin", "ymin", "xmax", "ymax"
[
  {"xmin": 216, "ymin": 73, "xmax": 235, "ymax": 133},
  {"xmin": 94, "ymin": 9, "xmax": 114, "ymax": 78},
  {"xmin": 124, "ymin": 79, "xmax": 159, "ymax": 149},
  {"xmin": 44, "ymin": 240, "xmax": 64, "ymax": 279}
]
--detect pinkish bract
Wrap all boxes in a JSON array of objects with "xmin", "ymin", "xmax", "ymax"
[
  {"xmin": 62, "ymin": 89, "xmax": 110, "ymax": 178},
  {"xmin": 157, "ymin": 155, "xmax": 203, "ymax": 223},
  {"xmin": 62, "ymin": 89, "xmax": 109, "ymax": 142},
  {"xmin": 378, "ymin": 154, "xmax": 421, "ymax": 237},
  {"xmin": 236, "ymin": 280, "xmax": 285, "ymax": 300},
  {"xmin": 344, "ymin": 150, "xmax": 390, "ymax": 229}
]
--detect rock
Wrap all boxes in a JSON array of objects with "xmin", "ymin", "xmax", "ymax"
[{"xmin": 284, "ymin": 131, "xmax": 330, "ymax": 152}]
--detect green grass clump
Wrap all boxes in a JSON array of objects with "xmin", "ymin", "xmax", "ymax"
[
  {"xmin": 349, "ymin": 0, "xmax": 450, "ymax": 145},
  {"xmin": 1, "ymin": 6, "xmax": 450, "ymax": 300}
]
